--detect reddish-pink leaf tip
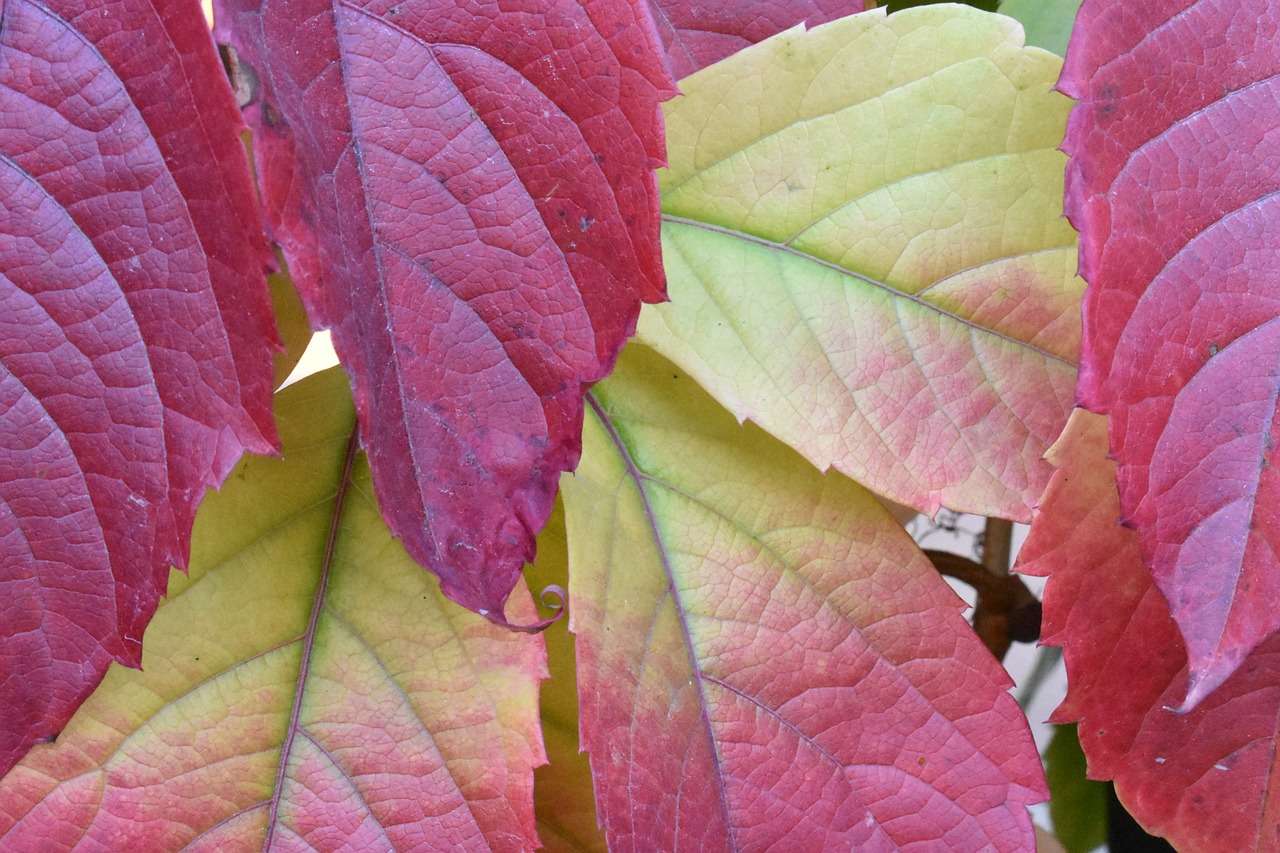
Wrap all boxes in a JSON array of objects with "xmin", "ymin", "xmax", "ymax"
[{"xmin": 216, "ymin": 0, "xmax": 675, "ymax": 620}]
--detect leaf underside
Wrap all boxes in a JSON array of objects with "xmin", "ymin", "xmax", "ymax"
[
  {"xmin": 638, "ymin": 6, "xmax": 1082, "ymax": 521},
  {"xmin": 1060, "ymin": 0, "xmax": 1280, "ymax": 706},
  {"xmin": 214, "ymin": 0, "xmax": 676, "ymax": 625},
  {"xmin": 0, "ymin": 0, "xmax": 277, "ymax": 779},
  {"xmin": 0, "ymin": 369, "xmax": 547, "ymax": 851},
  {"xmin": 1018, "ymin": 410, "xmax": 1280, "ymax": 852},
  {"xmin": 565, "ymin": 343, "xmax": 1046, "ymax": 851}
]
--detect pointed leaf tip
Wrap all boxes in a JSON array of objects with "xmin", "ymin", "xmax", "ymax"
[{"xmin": 217, "ymin": 0, "xmax": 675, "ymax": 621}]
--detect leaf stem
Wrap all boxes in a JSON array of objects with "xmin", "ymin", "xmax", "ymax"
[
  {"xmin": 981, "ymin": 518, "xmax": 1014, "ymax": 577},
  {"xmin": 924, "ymin": 548, "xmax": 1040, "ymax": 661}
]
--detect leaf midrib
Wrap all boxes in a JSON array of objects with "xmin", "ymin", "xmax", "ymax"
[
  {"xmin": 661, "ymin": 214, "xmax": 1075, "ymax": 368},
  {"xmin": 585, "ymin": 392, "xmax": 739, "ymax": 852},
  {"xmin": 261, "ymin": 425, "xmax": 361, "ymax": 852}
]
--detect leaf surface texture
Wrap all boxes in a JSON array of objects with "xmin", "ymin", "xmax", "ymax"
[
  {"xmin": 1061, "ymin": 0, "xmax": 1280, "ymax": 706},
  {"xmin": 565, "ymin": 343, "xmax": 1046, "ymax": 850},
  {"xmin": 1018, "ymin": 410, "xmax": 1280, "ymax": 852},
  {"xmin": 0, "ymin": 370, "xmax": 546, "ymax": 851},
  {"xmin": 638, "ymin": 6, "xmax": 1082, "ymax": 520},
  {"xmin": 0, "ymin": 0, "xmax": 277, "ymax": 778},
  {"xmin": 215, "ymin": 0, "xmax": 675, "ymax": 623}
]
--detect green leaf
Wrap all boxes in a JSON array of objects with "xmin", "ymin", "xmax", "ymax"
[
  {"xmin": 268, "ymin": 250, "xmax": 312, "ymax": 389},
  {"xmin": 565, "ymin": 342, "xmax": 1046, "ymax": 849},
  {"xmin": 1045, "ymin": 724, "xmax": 1108, "ymax": 853},
  {"xmin": 639, "ymin": 5, "xmax": 1081, "ymax": 519},
  {"xmin": 999, "ymin": 0, "xmax": 1083, "ymax": 56},
  {"xmin": 0, "ymin": 369, "xmax": 546, "ymax": 850}
]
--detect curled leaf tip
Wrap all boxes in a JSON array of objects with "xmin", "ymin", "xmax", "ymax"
[{"xmin": 480, "ymin": 587, "xmax": 566, "ymax": 635}]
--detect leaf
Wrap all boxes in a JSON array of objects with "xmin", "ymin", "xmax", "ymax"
[
  {"xmin": 997, "ymin": 0, "xmax": 1082, "ymax": 57},
  {"xmin": 647, "ymin": 0, "xmax": 867, "ymax": 79},
  {"xmin": 269, "ymin": 254, "xmax": 313, "ymax": 389},
  {"xmin": 1017, "ymin": 409, "xmax": 1280, "ymax": 851},
  {"xmin": 1043, "ymin": 724, "xmax": 1107, "ymax": 853},
  {"xmin": 0, "ymin": 0, "xmax": 277, "ymax": 779},
  {"xmin": 214, "ymin": 0, "xmax": 675, "ymax": 625},
  {"xmin": 0, "ymin": 369, "xmax": 547, "ymax": 851},
  {"xmin": 525, "ymin": 500, "xmax": 608, "ymax": 853},
  {"xmin": 564, "ymin": 343, "xmax": 1046, "ymax": 850},
  {"xmin": 637, "ymin": 6, "xmax": 1082, "ymax": 520},
  {"xmin": 1059, "ymin": 0, "xmax": 1280, "ymax": 707}
]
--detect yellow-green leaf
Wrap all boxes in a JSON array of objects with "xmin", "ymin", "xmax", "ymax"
[
  {"xmin": 640, "ymin": 5, "xmax": 1080, "ymax": 519},
  {"xmin": 565, "ymin": 343, "xmax": 1046, "ymax": 849},
  {"xmin": 526, "ymin": 499, "xmax": 607, "ymax": 853},
  {"xmin": 268, "ymin": 250, "xmax": 312, "ymax": 389},
  {"xmin": 0, "ymin": 369, "xmax": 546, "ymax": 851}
]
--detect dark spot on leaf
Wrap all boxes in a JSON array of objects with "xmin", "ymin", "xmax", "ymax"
[
  {"xmin": 1208, "ymin": 342, "xmax": 1219, "ymax": 357},
  {"xmin": 263, "ymin": 100, "xmax": 284, "ymax": 128},
  {"xmin": 579, "ymin": 216, "xmax": 595, "ymax": 232},
  {"xmin": 1095, "ymin": 84, "xmax": 1121, "ymax": 121}
]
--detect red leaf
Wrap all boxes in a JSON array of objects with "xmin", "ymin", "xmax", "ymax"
[
  {"xmin": 1018, "ymin": 410, "xmax": 1280, "ymax": 851},
  {"xmin": 647, "ymin": 0, "xmax": 865, "ymax": 78},
  {"xmin": 0, "ymin": 0, "xmax": 278, "ymax": 778},
  {"xmin": 1060, "ymin": 0, "xmax": 1280, "ymax": 706},
  {"xmin": 215, "ymin": 0, "xmax": 675, "ymax": 625}
]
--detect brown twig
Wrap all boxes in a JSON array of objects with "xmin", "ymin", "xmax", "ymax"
[{"xmin": 924, "ymin": 548, "xmax": 1041, "ymax": 661}]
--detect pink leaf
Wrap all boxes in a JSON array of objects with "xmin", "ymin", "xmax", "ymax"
[
  {"xmin": 0, "ymin": 0, "xmax": 277, "ymax": 779},
  {"xmin": 567, "ymin": 345, "xmax": 1046, "ymax": 850},
  {"xmin": 1060, "ymin": 0, "xmax": 1280, "ymax": 706},
  {"xmin": 647, "ymin": 0, "xmax": 865, "ymax": 78},
  {"xmin": 1018, "ymin": 410, "xmax": 1280, "ymax": 851},
  {"xmin": 215, "ymin": 0, "xmax": 675, "ymax": 626}
]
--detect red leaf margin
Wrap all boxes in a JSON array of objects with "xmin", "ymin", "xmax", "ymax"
[
  {"xmin": 215, "ymin": 0, "xmax": 675, "ymax": 627},
  {"xmin": 647, "ymin": 0, "xmax": 866, "ymax": 79},
  {"xmin": 1017, "ymin": 410, "xmax": 1280, "ymax": 850},
  {"xmin": 1060, "ymin": 0, "xmax": 1280, "ymax": 707},
  {"xmin": 0, "ymin": 0, "xmax": 278, "ymax": 779}
]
